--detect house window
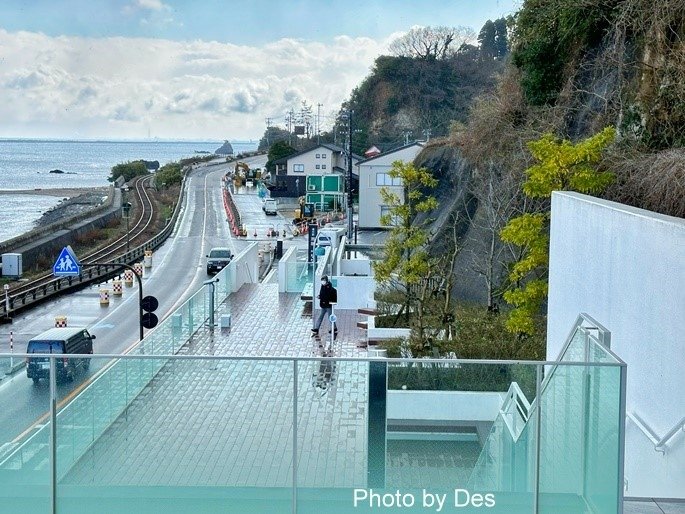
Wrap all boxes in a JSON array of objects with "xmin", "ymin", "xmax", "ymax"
[
  {"xmin": 316, "ymin": 154, "xmax": 320, "ymax": 158},
  {"xmin": 293, "ymin": 164, "xmax": 304, "ymax": 173},
  {"xmin": 375, "ymin": 173, "xmax": 403, "ymax": 186},
  {"xmin": 380, "ymin": 205, "xmax": 399, "ymax": 226},
  {"xmin": 321, "ymin": 164, "xmax": 326, "ymax": 169},
  {"xmin": 315, "ymin": 164, "xmax": 321, "ymax": 169},
  {"xmin": 321, "ymin": 153, "xmax": 326, "ymax": 159}
]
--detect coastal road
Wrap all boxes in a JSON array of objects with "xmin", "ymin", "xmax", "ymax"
[{"xmin": 0, "ymin": 154, "xmax": 266, "ymax": 442}]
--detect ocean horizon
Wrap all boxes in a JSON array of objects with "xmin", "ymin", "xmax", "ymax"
[{"xmin": 0, "ymin": 138, "xmax": 258, "ymax": 243}]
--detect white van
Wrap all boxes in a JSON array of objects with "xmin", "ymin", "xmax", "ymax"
[{"xmin": 263, "ymin": 198, "xmax": 278, "ymax": 215}]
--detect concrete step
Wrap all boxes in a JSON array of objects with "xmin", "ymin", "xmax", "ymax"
[
  {"xmin": 357, "ymin": 307, "xmax": 377, "ymax": 316},
  {"xmin": 356, "ymin": 321, "xmax": 368, "ymax": 329}
]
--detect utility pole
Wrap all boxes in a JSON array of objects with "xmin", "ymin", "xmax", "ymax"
[
  {"xmin": 346, "ymin": 110, "xmax": 354, "ymax": 238},
  {"xmin": 286, "ymin": 110, "xmax": 294, "ymax": 146},
  {"xmin": 423, "ymin": 128, "xmax": 431, "ymax": 142},
  {"xmin": 317, "ymin": 103, "xmax": 323, "ymax": 144},
  {"xmin": 265, "ymin": 117, "xmax": 272, "ymax": 145}
]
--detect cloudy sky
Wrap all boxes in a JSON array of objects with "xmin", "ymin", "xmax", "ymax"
[{"xmin": 0, "ymin": 0, "xmax": 518, "ymax": 141}]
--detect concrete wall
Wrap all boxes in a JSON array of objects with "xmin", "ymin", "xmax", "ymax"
[
  {"xmin": 278, "ymin": 245, "xmax": 298, "ymax": 293},
  {"xmin": 230, "ymin": 242, "xmax": 259, "ymax": 291},
  {"xmin": 334, "ymin": 275, "xmax": 376, "ymax": 309},
  {"xmin": 357, "ymin": 144, "xmax": 424, "ymax": 229},
  {"xmin": 547, "ymin": 191, "xmax": 685, "ymax": 499},
  {"xmin": 387, "ymin": 390, "xmax": 504, "ymax": 423}
]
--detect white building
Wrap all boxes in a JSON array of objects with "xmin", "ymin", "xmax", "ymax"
[
  {"xmin": 546, "ymin": 191, "xmax": 685, "ymax": 500},
  {"xmin": 356, "ymin": 142, "xmax": 424, "ymax": 229},
  {"xmin": 271, "ymin": 143, "xmax": 361, "ymax": 199}
]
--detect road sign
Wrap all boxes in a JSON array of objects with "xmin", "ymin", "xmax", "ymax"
[
  {"xmin": 142, "ymin": 312, "xmax": 159, "ymax": 329},
  {"xmin": 329, "ymin": 314, "xmax": 337, "ymax": 323},
  {"xmin": 52, "ymin": 246, "xmax": 81, "ymax": 277},
  {"xmin": 141, "ymin": 295, "xmax": 159, "ymax": 313}
]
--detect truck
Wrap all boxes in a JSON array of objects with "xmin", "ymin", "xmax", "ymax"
[{"xmin": 263, "ymin": 198, "xmax": 278, "ymax": 215}]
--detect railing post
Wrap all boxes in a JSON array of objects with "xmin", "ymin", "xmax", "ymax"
[
  {"xmin": 292, "ymin": 359, "xmax": 298, "ymax": 514},
  {"xmin": 533, "ymin": 363, "xmax": 542, "ymax": 514},
  {"xmin": 617, "ymin": 365, "xmax": 627, "ymax": 514}
]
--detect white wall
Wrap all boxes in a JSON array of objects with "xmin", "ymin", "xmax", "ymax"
[
  {"xmin": 334, "ymin": 275, "xmax": 376, "ymax": 309},
  {"xmin": 387, "ymin": 390, "xmax": 504, "ymax": 423},
  {"xmin": 230, "ymin": 242, "xmax": 260, "ymax": 291},
  {"xmin": 547, "ymin": 191, "xmax": 685, "ymax": 499},
  {"xmin": 278, "ymin": 245, "xmax": 298, "ymax": 293},
  {"xmin": 357, "ymin": 143, "xmax": 424, "ymax": 228}
]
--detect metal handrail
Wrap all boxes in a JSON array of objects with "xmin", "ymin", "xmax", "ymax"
[{"xmin": 626, "ymin": 411, "xmax": 685, "ymax": 453}]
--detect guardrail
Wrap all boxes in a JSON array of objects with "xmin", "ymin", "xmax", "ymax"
[{"xmin": 0, "ymin": 177, "xmax": 186, "ymax": 319}]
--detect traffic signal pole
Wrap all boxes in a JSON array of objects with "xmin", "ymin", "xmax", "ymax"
[{"xmin": 82, "ymin": 262, "xmax": 144, "ymax": 341}]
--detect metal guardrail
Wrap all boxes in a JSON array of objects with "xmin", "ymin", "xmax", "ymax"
[{"xmin": 0, "ymin": 176, "xmax": 186, "ymax": 318}]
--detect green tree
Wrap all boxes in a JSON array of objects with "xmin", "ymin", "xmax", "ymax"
[
  {"xmin": 478, "ymin": 20, "xmax": 497, "ymax": 59},
  {"xmin": 108, "ymin": 160, "xmax": 149, "ymax": 183},
  {"xmin": 154, "ymin": 162, "xmax": 183, "ymax": 188},
  {"xmin": 493, "ymin": 18, "xmax": 509, "ymax": 58},
  {"xmin": 373, "ymin": 161, "xmax": 439, "ymax": 345},
  {"xmin": 265, "ymin": 141, "xmax": 297, "ymax": 173},
  {"xmin": 500, "ymin": 127, "xmax": 616, "ymax": 334}
]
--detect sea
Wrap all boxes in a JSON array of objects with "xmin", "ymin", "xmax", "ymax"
[{"xmin": 0, "ymin": 139, "xmax": 258, "ymax": 243}]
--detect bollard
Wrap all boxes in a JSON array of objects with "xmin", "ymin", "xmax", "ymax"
[
  {"xmin": 134, "ymin": 262, "xmax": 143, "ymax": 277},
  {"xmin": 112, "ymin": 280, "xmax": 123, "ymax": 296},
  {"xmin": 55, "ymin": 316, "xmax": 68, "ymax": 328},
  {"xmin": 144, "ymin": 249, "xmax": 153, "ymax": 268},
  {"xmin": 99, "ymin": 289, "xmax": 110, "ymax": 306},
  {"xmin": 124, "ymin": 269, "xmax": 134, "ymax": 287}
]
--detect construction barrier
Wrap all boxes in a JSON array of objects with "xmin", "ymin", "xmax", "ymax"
[
  {"xmin": 124, "ymin": 269, "xmax": 134, "ymax": 287},
  {"xmin": 112, "ymin": 280, "xmax": 123, "ymax": 296},
  {"xmin": 134, "ymin": 262, "xmax": 143, "ymax": 276},
  {"xmin": 55, "ymin": 316, "xmax": 67, "ymax": 328},
  {"xmin": 99, "ymin": 289, "xmax": 110, "ymax": 306},
  {"xmin": 144, "ymin": 249, "xmax": 153, "ymax": 268}
]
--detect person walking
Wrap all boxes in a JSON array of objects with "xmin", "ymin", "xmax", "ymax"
[{"xmin": 311, "ymin": 275, "xmax": 337, "ymax": 339}]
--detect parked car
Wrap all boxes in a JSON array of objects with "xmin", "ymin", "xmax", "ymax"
[
  {"xmin": 26, "ymin": 327, "xmax": 95, "ymax": 384},
  {"xmin": 206, "ymin": 247, "xmax": 233, "ymax": 274}
]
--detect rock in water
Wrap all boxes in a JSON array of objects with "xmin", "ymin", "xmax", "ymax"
[
  {"xmin": 215, "ymin": 140, "xmax": 234, "ymax": 155},
  {"xmin": 49, "ymin": 169, "xmax": 64, "ymax": 174}
]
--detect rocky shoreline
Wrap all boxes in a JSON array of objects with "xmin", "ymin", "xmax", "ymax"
[{"xmin": 0, "ymin": 187, "xmax": 110, "ymax": 228}]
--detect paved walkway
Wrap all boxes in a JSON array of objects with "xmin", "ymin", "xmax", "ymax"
[{"xmin": 63, "ymin": 281, "xmax": 371, "ymax": 488}]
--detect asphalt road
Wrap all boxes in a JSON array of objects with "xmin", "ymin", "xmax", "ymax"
[{"xmin": 0, "ymin": 154, "xmax": 266, "ymax": 443}]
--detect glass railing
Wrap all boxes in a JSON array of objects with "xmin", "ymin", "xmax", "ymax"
[
  {"xmin": 0, "ymin": 354, "xmax": 625, "ymax": 514},
  {"xmin": 468, "ymin": 315, "xmax": 625, "ymax": 513},
  {"xmin": 285, "ymin": 261, "xmax": 313, "ymax": 293}
]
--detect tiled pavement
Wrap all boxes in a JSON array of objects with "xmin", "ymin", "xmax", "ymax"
[
  {"xmin": 57, "ymin": 279, "xmax": 685, "ymax": 512},
  {"xmin": 63, "ymin": 281, "xmax": 371, "ymax": 488}
]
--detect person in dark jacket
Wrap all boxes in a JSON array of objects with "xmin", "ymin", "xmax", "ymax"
[{"xmin": 311, "ymin": 275, "xmax": 337, "ymax": 338}]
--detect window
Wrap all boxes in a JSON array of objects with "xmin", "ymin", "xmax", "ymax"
[
  {"xmin": 316, "ymin": 153, "xmax": 320, "ymax": 158},
  {"xmin": 315, "ymin": 164, "xmax": 320, "ymax": 169},
  {"xmin": 380, "ymin": 205, "xmax": 400, "ymax": 226},
  {"xmin": 320, "ymin": 153, "xmax": 326, "ymax": 158},
  {"xmin": 293, "ymin": 164, "xmax": 304, "ymax": 173},
  {"xmin": 321, "ymin": 164, "xmax": 326, "ymax": 169},
  {"xmin": 375, "ymin": 173, "xmax": 402, "ymax": 186}
]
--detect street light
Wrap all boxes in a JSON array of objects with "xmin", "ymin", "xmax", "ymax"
[{"xmin": 122, "ymin": 201, "xmax": 132, "ymax": 252}]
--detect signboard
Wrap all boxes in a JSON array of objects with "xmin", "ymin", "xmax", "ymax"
[
  {"xmin": 142, "ymin": 312, "xmax": 159, "ymax": 329},
  {"xmin": 141, "ymin": 295, "xmax": 159, "ymax": 313},
  {"xmin": 307, "ymin": 223, "xmax": 318, "ymax": 264},
  {"xmin": 52, "ymin": 246, "xmax": 81, "ymax": 277}
]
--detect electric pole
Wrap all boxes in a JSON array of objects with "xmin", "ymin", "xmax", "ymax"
[
  {"xmin": 346, "ymin": 110, "xmax": 354, "ymax": 238},
  {"xmin": 317, "ymin": 103, "xmax": 323, "ymax": 144}
]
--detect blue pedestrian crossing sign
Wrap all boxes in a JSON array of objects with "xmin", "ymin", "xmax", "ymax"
[{"xmin": 53, "ymin": 245, "xmax": 81, "ymax": 277}]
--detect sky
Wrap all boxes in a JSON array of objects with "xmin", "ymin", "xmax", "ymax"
[{"xmin": 0, "ymin": 0, "xmax": 519, "ymax": 141}]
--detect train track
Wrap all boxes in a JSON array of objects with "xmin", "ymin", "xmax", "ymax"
[{"xmin": 1, "ymin": 174, "xmax": 183, "ymax": 319}]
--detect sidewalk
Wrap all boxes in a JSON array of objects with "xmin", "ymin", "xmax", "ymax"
[{"xmin": 63, "ymin": 280, "xmax": 371, "ymax": 488}]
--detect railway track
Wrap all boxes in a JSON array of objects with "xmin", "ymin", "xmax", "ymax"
[{"xmin": 1, "ymin": 174, "xmax": 184, "ymax": 320}]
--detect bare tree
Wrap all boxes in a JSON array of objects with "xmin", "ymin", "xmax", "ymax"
[
  {"xmin": 389, "ymin": 26, "xmax": 476, "ymax": 60},
  {"xmin": 466, "ymin": 162, "xmax": 523, "ymax": 311}
]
